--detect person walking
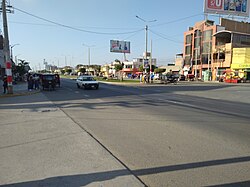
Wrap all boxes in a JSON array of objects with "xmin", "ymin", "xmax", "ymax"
[
  {"xmin": 2, "ymin": 76, "xmax": 8, "ymax": 94},
  {"xmin": 27, "ymin": 74, "xmax": 34, "ymax": 91},
  {"xmin": 34, "ymin": 75, "xmax": 40, "ymax": 90}
]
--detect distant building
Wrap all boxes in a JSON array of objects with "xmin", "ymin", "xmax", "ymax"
[{"xmin": 100, "ymin": 56, "xmax": 157, "ymax": 78}]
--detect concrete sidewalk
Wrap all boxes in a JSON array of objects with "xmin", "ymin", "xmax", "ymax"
[
  {"xmin": 0, "ymin": 81, "xmax": 40, "ymax": 98},
  {"xmin": 0, "ymin": 93, "xmax": 144, "ymax": 187}
]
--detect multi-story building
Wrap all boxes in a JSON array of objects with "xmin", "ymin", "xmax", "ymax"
[{"xmin": 183, "ymin": 18, "xmax": 250, "ymax": 81}]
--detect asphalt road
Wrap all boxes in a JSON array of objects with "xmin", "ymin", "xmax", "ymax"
[{"xmin": 43, "ymin": 79, "xmax": 250, "ymax": 187}]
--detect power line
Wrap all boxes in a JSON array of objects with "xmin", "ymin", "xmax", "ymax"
[
  {"xmin": 151, "ymin": 13, "xmax": 203, "ymax": 28},
  {"xmin": 13, "ymin": 7, "xmax": 144, "ymax": 35},
  {"xmin": 7, "ymin": 20, "xmax": 142, "ymax": 30},
  {"xmin": 149, "ymin": 29, "xmax": 183, "ymax": 44}
]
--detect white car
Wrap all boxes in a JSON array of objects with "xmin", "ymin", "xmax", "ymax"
[{"xmin": 76, "ymin": 76, "xmax": 99, "ymax": 89}]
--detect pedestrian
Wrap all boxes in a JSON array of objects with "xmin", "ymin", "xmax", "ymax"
[
  {"xmin": 2, "ymin": 76, "xmax": 8, "ymax": 94},
  {"xmin": 28, "ymin": 74, "xmax": 34, "ymax": 91},
  {"xmin": 34, "ymin": 75, "xmax": 40, "ymax": 90}
]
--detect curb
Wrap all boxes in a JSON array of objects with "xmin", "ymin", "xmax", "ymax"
[{"xmin": 0, "ymin": 90, "xmax": 41, "ymax": 98}]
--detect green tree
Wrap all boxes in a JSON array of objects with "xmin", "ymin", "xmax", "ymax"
[
  {"xmin": 79, "ymin": 67, "xmax": 86, "ymax": 74},
  {"xmin": 65, "ymin": 69, "xmax": 72, "ymax": 74},
  {"xmin": 114, "ymin": 63, "xmax": 124, "ymax": 81},
  {"xmin": 154, "ymin": 68, "xmax": 165, "ymax": 74},
  {"xmin": 114, "ymin": 64, "xmax": 123, "ymax": 72},
  {"xmin": 13, "ymin": 59, "xmax": 30, "ymax": 77},
  {"xmin": 75, "ymin": 64, "xmax": 84, "ymax": 70},
  {"xmin": 61, "ymin": 69, "xmax": 65, "ymax": 75},
  {"xmin": 139, "ymin": 65, "xmax": 144, "ymax": 72},
  {"xmin": 114, "ymin": 59, "xmax": 120, "ymax": 63}
]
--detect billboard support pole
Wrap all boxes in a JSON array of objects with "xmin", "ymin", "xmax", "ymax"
[{"xmin": 123, "ymin": 53, "xmax": 126, "ymax": 61}]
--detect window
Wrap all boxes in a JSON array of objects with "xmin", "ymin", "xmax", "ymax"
[
  {"xmin": 194, "ymin": 30, "xmax": 202, "ymax": 37},
  {"xmin": 125, "ymin": 65, "xmax": 132, "ymax": 68},
  {"xmin": 203, "ymin": 30, "xmax": 213, "ymax": 42},
  {"xmin": 194, "ymin": 37, "xmax": 201, "ymax": 48},
  {"xmin": 186, "ymin": 34, "xmax": 192, "ymax": 44},
  {"xmin": 185, "ymin": 46, "xmax": 192, "ymax": 55},
  {"xmin": 202, "ymin": 54, "xmax": 211, "ymax": 64},
  {"xmin": 241, "ymin": 35, "xmax": 250, "ymax": 45},
  {"xmin": 202, "ymin": 42, "xmax": 212, "ymax": 54},
  {"xmin": 184, "ymin": 56, "xmax": 191, "ymax": 65}
]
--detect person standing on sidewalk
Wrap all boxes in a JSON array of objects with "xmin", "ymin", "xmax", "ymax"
[
  {"xmin": 27, "ymin": 74, "xmax": 34, "ymax": 91},
  {"xmin": 2, "ymin": 76, "xmax": 8, "ymax": 94}
]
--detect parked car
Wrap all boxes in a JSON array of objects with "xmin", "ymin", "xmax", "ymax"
[
  {"xmin": 76, "ymin": 75, "xmax": 99, "ymax": 89},
  {"xmin": 178, "ymin": 74, "xmax": 186, "ymax": 81},
  {"xmin": 187, "ymin": 74, "xmax": 195, "ymax": 81}
]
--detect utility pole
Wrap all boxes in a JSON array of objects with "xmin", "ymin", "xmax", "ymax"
[
  {"xmin": 150, "ymin": 39, "xmax": 153, "ymax": 83},
  {"xmin": 208, "ymin": 41, "xmax": 211, "ymax": 81},
  {"xmin": 195, "ymin": 48, "xmax": 198, "ymax": 80},
  {"xmin": 145, "ymin": 25, "xmax": 148, "ymax": 67},
  {"xmin": 83, "ymin": 43, "xmax": 95, "ymax": 66},
  {"xmin": 1, "ymin": 0, "xmax": 14, "ymax": 94},
  {"xmin": 136, "ymin": 16, "xmax": 156, "ymax": 72}
]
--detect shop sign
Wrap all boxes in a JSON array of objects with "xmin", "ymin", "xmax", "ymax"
[{"xmin": 231, "ymin": 63, "xmax": 250, "ymax": 69}]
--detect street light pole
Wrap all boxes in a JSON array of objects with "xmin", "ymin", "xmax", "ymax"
[
  {"xmin": 83, "ymin": 43, "xmax": 95, "ymax": 66},
  {"xmin": 145, "ymin": 25, "xmax": 148, "ymax": 61},
  {"xmin": 10, "ymin": 43, "xmax": 20, "ymax": 60},
  {"xmin": 136, "ymin": 16, "xmax": 156, "ymax": 73}
]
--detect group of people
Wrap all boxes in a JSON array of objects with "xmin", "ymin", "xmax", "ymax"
[
  {"xmin": 140, "ymin": 73, "xmax": 154, "ymax": 83},
  {"xmin": 2, "ymin": 73, "xmax": 42, "ymax": 94},
  {"xmin": 27, "ymin": 73, "xmax": 40, "ymax": 91}
]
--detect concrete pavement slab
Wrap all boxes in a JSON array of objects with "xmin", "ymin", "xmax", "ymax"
[
  {"xmin": 0, "ymin": 81, "xmax": 40, "ymax": 98},
  {"xmin": 0, "ymin": 93, "xmax": 144, "ymax": 187}
]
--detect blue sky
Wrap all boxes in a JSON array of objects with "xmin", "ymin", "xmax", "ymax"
[{"xmin": 1, "ymin": 0, "xmax": 244, "ymax": 70}]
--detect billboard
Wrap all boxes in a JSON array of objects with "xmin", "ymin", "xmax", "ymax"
[
  {"xmin": 110, "ymin": 40, "xmax": 130, "ymax": 53},
  {"xmin": 204, "ymin": 0, "xmax": 250, "ymax": 17}
]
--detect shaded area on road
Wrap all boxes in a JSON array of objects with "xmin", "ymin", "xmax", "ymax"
[
  {"xmin": 1, "ymin": 155, "xmax": 250, "ymax": 187},
  {"xmin": 1, "ymin": 84, "xmax": 250, "ymax": 121}
]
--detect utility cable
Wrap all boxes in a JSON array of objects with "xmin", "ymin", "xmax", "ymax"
[
  {"xmin": 13, "ymin": 7, "xmax": 144, "ymax": 35},
  {"xmin": 151, "ymin": 13, "xmax": 203, "ymax": 27},
  {"xmin": 7, "ymin": 20, "xmax": 142, "ymax": 30},
  {"xmin": 149, "ymin": 29, "xmax": 183, "ymax": 44}
]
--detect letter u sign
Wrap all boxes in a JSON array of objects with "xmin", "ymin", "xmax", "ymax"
[
  {"xmin": 216, "ymin": 0, "xmax": 222, "ymax": 6},
  {"xmin": 207, "ymin": 0, "xmax": 222, "ymax": 9}
]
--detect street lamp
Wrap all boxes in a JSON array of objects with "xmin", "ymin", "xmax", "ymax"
[
  {"xmin": 136, "ymin": 15, "xmax": 156, "ymax": 81},
  {"xmin": 82, "ymin": 43, "xmax": 95, "ymax": 66},
  {"xmin": 15, "ymin": 54, "xmax": 21, "ymax": 64},
  {"xmin": 10, "ymin": 43, "xmax": 20, "ymax": 60}
]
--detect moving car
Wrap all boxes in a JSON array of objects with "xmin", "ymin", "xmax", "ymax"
[
  {"xmin": 41, "ymin": 74, "xmax": 57, "ymax": 90},
  {"xmin": 159, "ymin": 74, "xmax": 178, "ymax": 85},
  {"xmin": 76, "ymin": 75, "xmax": 99, "ymax": 89}
]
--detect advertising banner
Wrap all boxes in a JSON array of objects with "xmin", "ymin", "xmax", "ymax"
[
  {"xmin": 204, "ymin": 0, "xmax": 250, "ymax": 17},
  {"xmin": 110, "ymin": 40, "xmax": 130, "ymax": 53}
]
